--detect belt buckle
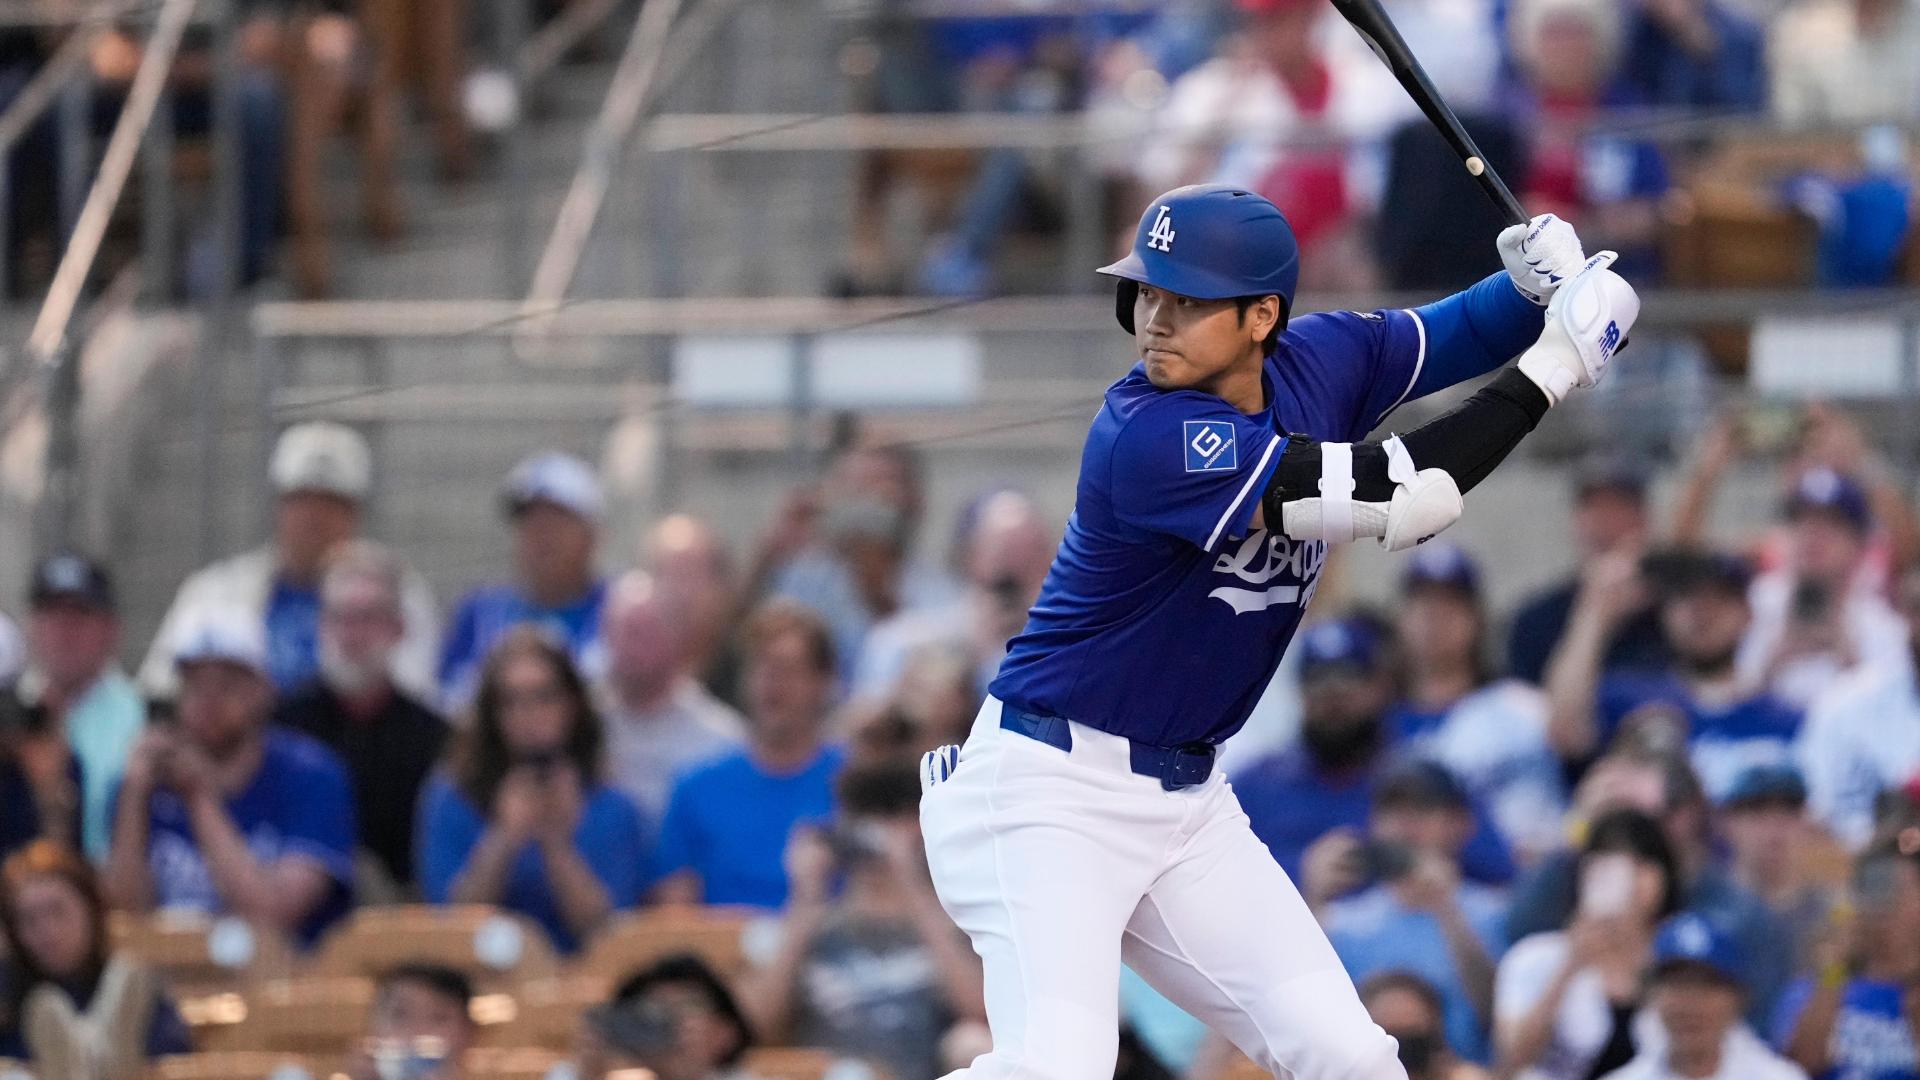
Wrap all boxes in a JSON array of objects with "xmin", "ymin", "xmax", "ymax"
[{"xmin": 1160, "ymin": 744, "xmax": 1215, "ymax": 791}]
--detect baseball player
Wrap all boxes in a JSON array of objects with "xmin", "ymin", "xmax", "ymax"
[{"xmin": 918, "ymin": 183, "xmax": 1639, "ymax": 1079}]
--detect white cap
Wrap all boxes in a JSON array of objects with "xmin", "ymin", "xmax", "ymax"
[
  {"xmin": 271, "ymin": 422, "xmax": 372, "ymax": 500},
  {"xmin": 502, "ymin": 451, "xmax": 604, "ymax": 524},
  {"xmin": 172, "ymin": 607, "xmax": 270, "ymax": 676}
]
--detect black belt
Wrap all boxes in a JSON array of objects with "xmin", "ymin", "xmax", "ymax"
[{"xmin": 999, "ymin": 707, "xmax": 1216, "ymax": 791}]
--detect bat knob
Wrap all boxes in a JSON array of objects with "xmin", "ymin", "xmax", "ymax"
[{"xmin": 1466, "ymin": 157, "xmax": 1485, "ymax": 177}]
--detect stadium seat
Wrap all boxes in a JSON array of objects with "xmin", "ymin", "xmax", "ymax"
[
  {"xmin": 193, "ymin": 977, "xmax": 376, "ymax": 1056},
  {"xmin": 462, "ymin": 1047, "xmax": 566, "ymax": 1080},
  {"xmin": 110, "ymin": 912, "xmax": 296, "ymax": 998},
  {"xmin": 149, "ymin": 1052, "xmax": 337, "ymax": 1080},
  {"xmin": 742, "ymin": 1047, "xmax": 844, "ymax": 1080},
  {"xmin": 574, "ymin": 905, "xmax": 757, "ymax": 983},
  {"xmin": 477, "ymin": 975, "xmax": 604, "ymax": 1051},
  {"xmin": 311, "ymin": 905, "xmax": 559, "ymax": 986}
]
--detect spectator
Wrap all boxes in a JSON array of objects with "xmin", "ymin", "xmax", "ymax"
[
  {"xmin": 1801, "ymin": 561, "xmax": 1920, "ymax": 850},
  {"xmin": 417, "ymin": 628, "xmax": 645, "ymax": 952},
  {"xmin": 1507, "ymin": 460, "xmax": 1666, "ymax": 685},
  {"xmin": 276, "ymin": 542, "xmax": 448, "ymax": 895},
  {"xmin": 105, "ymin": 609, "xmax": 355, "ymax": 945},
  {"xmin": 1493, "ymin": 809, "xmax": 1681, "ymax": 1080},
  {"xmin": 1619, "ymin": 0, "xmax": 1768, "ymax": 112},
  {"xmin": 440, "ymin": 452, "xmax": 610, "ymax": 709},
  {"xmin": 344, "ymin": 963, "xmax": 476, "ymax": 1080},
  {"xmin": 1304, "ymin": 761, "xmax": 1505, "ymax": 1064},
  {"xmin": 1716, "ymin": 764, "xmax": 1837, "ymax": 975},
  {"xmin": 1507, "ymin": 0, "xmax": 1670, "ymax": 275},
  {"xmin": 1774, "ymin": 838, "xmax": 1920, "ymax": 1079},
  {"xmin": 0, "ymin": 841, "xmax": 191, "ymax": 1072},
  {"xmin": 1600, "ymin": 913, "xmax": 1808, "ymax": 1080},
  {"xmin": 563, "ymin": 954, "xmax": 757, "ymax": 1080},
  {"xmin": 0, "ymin": 741, "xmax": 41, "ymax": 860},
  {"xmin": 852, "ymin": 489, "xmax": 1054, "ymax": 704},
  {"xmin": 11, "ymin": 555, "xmax": 142, "ymax": 863},
  {"xmin": 596, "ymin": 571, "xmax": 744, "ymax": 824},
  {"xmin": 1235, "ymin": 618, "xmax": 1514, "ymax": 885},
  {"xmin": 1545, "ymin": 549, "xmax": 1803, "ymax": 799},
  {"xmin": 1504, "ymin": 744, "xmax": 1792, "ymax": 1024},
  {"xmin": 643, "ymin": 513, "xmax": 743, "ymax": 702},
  {"xmin": 742, "ymin": 760, "xmax": 985, "ymax": 1080},
  {"xmin": 1737, "ymin": 469, "xmax": 1908, "ymax": 710},
  {"xmin": 1770, "ymin": 0, "xmax": 1920, "ymax": 125},
  {"xmin": 1139, "ymin": 0, "xmax": 1397, "ymax": 288},
  {"xmin": 652, "ymin": 603, "xmax": 846, "ymax": 910},
  {"xmin": 764, "ymin": 442, "xmax": 959, "ymax": 682},
  {"xmin": 140, "ymin": 423, "xmax": 441, "ymax": 700},
  {"xmin": 1387, "ymin": 543, "xmax": 1567, "ymax": 862},
  {"xmin": 1362, "ymin": 971, "xmax": 1494, "ymax": 1080}
]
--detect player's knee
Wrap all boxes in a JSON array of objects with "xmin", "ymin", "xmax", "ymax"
[{"xmin": 1309, "ymin": 1023, "xmax": 1406, "ymax": 1080}]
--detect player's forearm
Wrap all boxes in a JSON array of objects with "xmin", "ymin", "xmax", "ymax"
[
  {"xmin": 1406, "ymin": 273, "xmax": 1543, "ymax": 399},
  {"xmin": 1264, "ymin": 367, "xmax": 1549, "ymax": 539}
]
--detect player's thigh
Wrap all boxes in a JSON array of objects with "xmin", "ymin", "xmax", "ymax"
[
  {"xmin": 922, "ymin": 743, "xmax": 1161, "ymax": 1078},
  {"xmin": 1120, "ymin": 782, "xmax": 1405, "ymax": 1080}
]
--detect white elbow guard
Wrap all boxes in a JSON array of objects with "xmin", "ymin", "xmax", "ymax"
[
  {"xmin": 1380, "ymin": 435, "xmax": 1463, "ymax": 551},
  {"xmin": 1279, "ymin": 436, "xmax": 1463, "ymax": 550}
]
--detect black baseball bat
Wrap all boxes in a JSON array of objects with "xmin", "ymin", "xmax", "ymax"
[{"xmin": 1328, "ymin": 0, "xmax": 1528, "ymax": 227}]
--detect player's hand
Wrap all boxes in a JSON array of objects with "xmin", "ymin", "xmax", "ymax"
[
  {"xmin": 1498, "ymin": 213, "xmax": 1586, "ymax": 305},
  {"xmin": 1516, "ymin": 252, "xmax": 1639, "ymax": 407}
]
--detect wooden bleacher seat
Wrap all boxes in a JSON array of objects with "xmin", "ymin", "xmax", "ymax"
[
  {"xmin": 192, "ymin": 976, "xmax": 376, "ymax": 1056},
  {"xmin": 462, "ymin": 1047, "xmax": 565, "ymax": 1080},
  {"xmin": 476, "ymin": 975, "xmax": 603, "ymax": 1051},
  {"xmin": 741, "ymin": 1047, "xmax": 842, "ymax": 1080},
  {"xmin": 149, "ymin": 1052, "xmax": 337, "ymax": 1080},
  {"xmin": 311, "ymin": 905, "xmax": 558, "ymax": 987},
  {"xmin": 110, "ymin": 913, "xmax": 295, "ymax": 999},
  {"xmin": 574, "ymin": 905, "xmax": 757, "ymax": 984}
]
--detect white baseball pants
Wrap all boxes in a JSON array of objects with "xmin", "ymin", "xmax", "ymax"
[{"xmin": 920, "ymin": 697, "xmax": 1406, "ymax": 1080}]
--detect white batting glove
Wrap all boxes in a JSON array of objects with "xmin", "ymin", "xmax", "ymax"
[
  {"xmin": 1498, "ymin": 213, "xmax": 1586, "ymax": 305},
  {"xmin": 1517, "ymin": 251, "xmax": 1639, "ymax": 407}
]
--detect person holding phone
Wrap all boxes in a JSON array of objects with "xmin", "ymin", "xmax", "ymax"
[
  {"xmin": 1306, "ymin": 761, "xmax": 1506, "ymax": 1065},
  {"xmin": 416, "ymin": 627, "xmax": 646, "ymax": 952},
  {"xmin": 1494, "ymin": 809, "xmax": 1685, "ymax": 1080}
]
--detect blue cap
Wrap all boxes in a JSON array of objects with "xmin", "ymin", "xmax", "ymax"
[
  {"xmin": 502, "ymin": 451, "xmax": 605, "ymax": 524},
  {"xmin": 30, "ymin": 553, "xmax": 115, "ymax": 611},
  {"xmin": 1099, "ymin": 184, "xmax": 1301, "ymax": 334},
  {"xmin": 1652, "ymin": 913, "xmax": 1748, "ymax": 990},
  {"xmin": 1786, "ymin": 468, "xmax": 1870, "ymax": 532},
  {"xmin": 1402, "ymin": 542, "xmax": 1480, "ymax": 598},
  {"xmin": 1297, "ymin": 618, "xmax": 1386, "ymax": 679},
  {"xmin": 1720, "ymin": 763, "xmax": 1808, "ymax": 809}
]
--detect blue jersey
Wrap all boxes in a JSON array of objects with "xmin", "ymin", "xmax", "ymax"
[{"xmin": 990, "ymin": 272, "xmax": 1543, "ymax": 747}]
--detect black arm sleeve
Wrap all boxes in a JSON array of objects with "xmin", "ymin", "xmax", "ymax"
[{"xmin": 1261, "ymin": 367, "xmax": 1550, "ymax": 519}]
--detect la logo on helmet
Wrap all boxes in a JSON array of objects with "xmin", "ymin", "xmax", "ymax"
[{"xmin": 1148, "ymin": 205, "xmax": 1177, "ymax": 252}]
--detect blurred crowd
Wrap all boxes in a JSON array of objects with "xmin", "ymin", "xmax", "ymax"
[
  {"xmin": 842, "ymin": 0, "xmax": 1920, "ymax": 297},
  {"xmin": 0, "ymin": 396, "xmax": 1918, "ymax": 1079}
]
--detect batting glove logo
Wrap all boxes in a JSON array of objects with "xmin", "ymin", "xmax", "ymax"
[
  {"xmin": 1597, "ymin": 321, "xmax": 1621, "ymax": 361},
  {"xmin": 1185, "ymin": 420, "xmax": 1237, "ymax": 472},
  {"xmin": 1147, "ymin": 205, "xmax": 1177, "ymax": 252}
]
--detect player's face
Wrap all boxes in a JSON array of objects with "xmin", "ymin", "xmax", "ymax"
[{"xmin": 1133, "ymin": 285, "xmax": 1272, "ymax": 394}]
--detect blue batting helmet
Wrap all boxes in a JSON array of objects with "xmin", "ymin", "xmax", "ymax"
[{"xmin": 1098, "ymin": 184, "xmax": 1301, "ymax": 335}]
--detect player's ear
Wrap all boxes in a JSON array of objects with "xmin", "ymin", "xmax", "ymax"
[{"xmin": 1247, "ymin": 295, "xmax": 1282, "ymax": 345}]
